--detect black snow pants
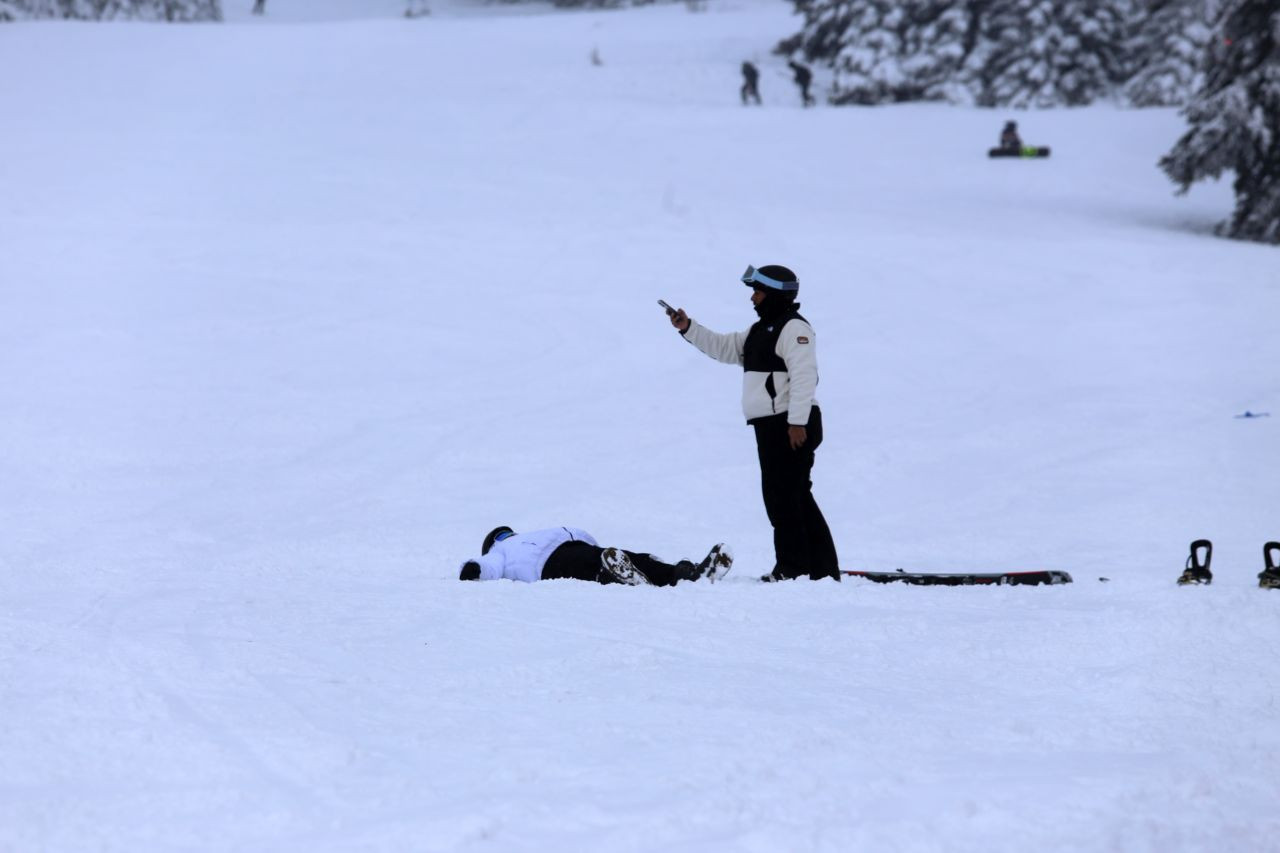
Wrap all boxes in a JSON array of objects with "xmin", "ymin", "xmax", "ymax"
[
  {"xmin": 542, "ymin": 541, "xmax": 686, "ymax": 586},
  {"xmin": 752, "ymin": 408, "xmax": 839, "ymax": 580}
]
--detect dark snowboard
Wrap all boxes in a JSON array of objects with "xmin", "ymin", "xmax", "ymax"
[
  {"xmin": 988, "ymin": 146, "xmax": 1051, "ymax": 158},
  {"xmin": 843, "ymin": 568, "xmax": 1072, "ymax": 586}
]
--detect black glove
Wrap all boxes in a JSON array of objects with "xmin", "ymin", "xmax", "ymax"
[{"xmin": 459, "ymin": 561, "xmax": 481, "ymax": 581}]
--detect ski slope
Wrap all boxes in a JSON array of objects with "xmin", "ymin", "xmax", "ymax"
[{"xmin": 2, "ymin": 1, "xmax": 1278, "ymax": 849}]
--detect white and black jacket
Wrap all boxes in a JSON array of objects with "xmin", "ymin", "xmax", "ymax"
[
  {"xmin": 461, "ymin": 527, "xmax": 598, "ymax": 582},
  {"xmin": 682, "ymin": 309, "xmax": 819, "ymax": 425}
]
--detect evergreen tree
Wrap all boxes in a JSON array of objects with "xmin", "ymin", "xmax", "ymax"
[
  {"xmin": 1160, "ymin": 0, "xmax": 1280, "ymax": 244},
  {"xmin": 783, "ymin": 0, "xmax": 1135, "ymax": 107},
  {"xmin": 0, "ymin": 0, "xmax": 220, "ymax": 19},
  {"xmin": 782, "ymin": 0, "xmax": 985, "ymax": 105},
  {"xmin": 978, "ymin": 0, "xmax": 1132, "ymax": 107},
  {"xmin": 1125, "ymin": 0, "xmax": 1215, "ymax": 106},
  {"xmin": 548, "ymin": 0, "xmax": 655, "ymax": 7},
  {"xmin": 826, "ymin": 0, "xmax": 911, "ymax": 104},
  {"xmin": 900, "ymin": 0, "xmax": 987, "ymax": 103}
]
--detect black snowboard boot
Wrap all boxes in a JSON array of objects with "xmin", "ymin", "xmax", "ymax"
[
  {"xmin": 599, "ymin": 548, "xmax": 649, "ymax": 586},
  {"xmin": 1259, "ymin": 541, "xmax": 1280, "ymax": 590},
  {"xmin": 675, "ymin": 543, "xmax": 732, "ymax": 583},
  {"xmin": 1177, "ymin": 539, "xmax": 1213, "ymax": 585}
]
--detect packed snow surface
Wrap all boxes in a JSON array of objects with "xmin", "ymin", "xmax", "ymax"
[{"xmin": 2, "ymin": 1, "xmax": 1278, "ymax": 850}]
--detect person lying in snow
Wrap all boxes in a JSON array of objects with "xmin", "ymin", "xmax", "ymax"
[{"xmin": 458, "ymin": 526, "xmax": 732, "ymax": 586}]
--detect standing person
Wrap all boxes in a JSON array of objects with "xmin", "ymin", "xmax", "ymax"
[
  {"xmin": 459, "ymin": 525, "xmax": 733, "ymax": 586},
  {"xmin": 740, "ymin": 61, "xmax": 762, "ymax": 105},
  {"xmin": 665, "ymin": 265, "xmax": 839, "ymax": 582},
  {"xmin": 788, "ymin": 60, "xmax": 816, "ymax": 107}
]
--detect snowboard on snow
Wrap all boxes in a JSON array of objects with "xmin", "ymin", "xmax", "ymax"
[
  {"xmin": 842, "ymin": 568, "xmax": 1072, "ymax": 586},
  {"xmin": 988, "ymin": 146, "xmax": 1051, "ymax": 158}
]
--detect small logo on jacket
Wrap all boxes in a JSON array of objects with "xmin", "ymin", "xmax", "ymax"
[{"xmin": 797, "ymin": 336, "xmax": 810, "ymax": 344}]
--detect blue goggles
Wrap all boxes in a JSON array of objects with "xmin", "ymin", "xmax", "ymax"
[
  {"xmin": 741, "ymin": 265, "xmax": 799, "ymax": 292},
  {"xmin": 494, "ymin": 530, "xmax": 516, "ymax": 544}
]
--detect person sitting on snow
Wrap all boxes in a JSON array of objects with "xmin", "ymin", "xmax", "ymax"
[
  {"xmin": 1000, "ymin": 120, "xmax": 1022, "ymax": 151},
  {"xmin": 458, "ymin": 526, "xmax": 732, "ymax": 586}
]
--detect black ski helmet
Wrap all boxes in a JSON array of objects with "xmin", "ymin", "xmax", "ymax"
[
  {"xmin": 482, "ymin": 526, "xmax": 515, "ymax": 555},
  {"xmin": 741, "ymin": 264, "xmax": 799, "ymax": 294}
]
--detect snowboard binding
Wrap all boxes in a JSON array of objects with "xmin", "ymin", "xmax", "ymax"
[
  {"xmin": 1259, "ymin": 541, "xmax": 1280, "ymax": 590},
  {"xmin": 1177, "ymin": 539, "xmax": 1213, "ymax": 585}
]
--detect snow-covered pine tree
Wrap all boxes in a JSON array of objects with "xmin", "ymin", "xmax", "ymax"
[
  {"xmin": 780, "ymin": 0, "xmax": 985, "ymax": 104},
  {"xmin": 900, "ymin": 0, "xmax": 987, "ymax": 103},
  {"xmin": 0, "ymin": 0, "xmax": 220, "ymax": 19},
  {"xmin": 978, "ymin": 0, "xmax": 1132, "ymax": 106},
  {"xmin": 1160, "ymin": 0, "xmax": 1280, "ymax": 243},
  {"xmin": 2, "ymin": 0, "xmax": 64, "ymax": 15},
  {"xmin": 118, "ymin": 0, "xmax": 222, "ymax": 20},
  {"xmin": 548, "ymin": 0, "xmax": 654, "ymax": 7},
  {"xmin": 826, "ymin": 1, "xmax": 910, "ymax": 104},
  {"xmin": 1124, "ymin": 0, "xmax": 1215, "ymax": 106}
]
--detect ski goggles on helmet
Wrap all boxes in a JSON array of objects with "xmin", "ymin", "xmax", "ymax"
[
  {"xmin": 494, "ymin": 530, "xmax": 515, "ymax": 544},
  {"xmin": 741, "ymin": 265, "xmax": 798, "ymax": 292}
]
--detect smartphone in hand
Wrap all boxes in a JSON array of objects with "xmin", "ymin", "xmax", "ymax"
[{"xmin": 657, "ymin": 299, "xmax": 677, "ymax": 317}]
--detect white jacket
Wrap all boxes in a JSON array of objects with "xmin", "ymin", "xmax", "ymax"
[
  {"xmin": 682, "ymin": 314, "xmax": 819, "ymax": 425},
  {"xmin": 462, "ymin": 527, "xmax": 598, "ymax": 582}
]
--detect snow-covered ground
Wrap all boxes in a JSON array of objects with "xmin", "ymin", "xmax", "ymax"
[{"xmin": 2, "ymin": 1, "xmax": 1278, "ymax": 849}]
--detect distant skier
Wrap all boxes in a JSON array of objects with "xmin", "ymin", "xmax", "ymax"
[
  {"xmin": 458, "ymin": 526, "xmax": 733, "ymax": 586},
  {"xmin": 740, "ymin": 61, "xmax": 762, "ymax": 105},
  {"xmin": 788, "ymin": 60, "xmax": 815, "ymax": 107},
  {"xmin": 999, "ymin": 120, "xmax": 1022, "ymax": 152}
]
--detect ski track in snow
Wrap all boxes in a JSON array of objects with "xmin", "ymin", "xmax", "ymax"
[{"xmin": 1, "ymin": 0, "xmax": 1279, "ymax": 850}]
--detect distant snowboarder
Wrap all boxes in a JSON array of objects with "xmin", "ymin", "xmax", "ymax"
[
  {"xmin": 458, "ymin": 526, "xmax": 733, "ymax": 586},
  {"xmin": 988, "ymin": 121, "xmax": 1050, "ymax": 158},
  {"xmin": 788, "ymin": 61, "xmax": 815, "ymax": 107},
  {"xmin": 999, "ymin": 120, "xmax": 1022, "ymax": 152},
  {"xmin": 741, "ymin": 61, "xmax": 762, "ymax": 105}
]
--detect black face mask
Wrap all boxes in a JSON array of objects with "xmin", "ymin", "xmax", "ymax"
[{"xmin": 753, "ymin": 290, "xmax": 797, "ymax": 321}]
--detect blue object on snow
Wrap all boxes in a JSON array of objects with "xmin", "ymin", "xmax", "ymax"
[{"xmin": 1234, "ymin": 411, "xmax": 1271, "ymax": 419}]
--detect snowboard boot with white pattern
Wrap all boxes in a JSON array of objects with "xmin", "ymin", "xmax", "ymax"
[
  {"xmin": 599, "ymin": 548, "xmax": 649, "ymax": 586},
  {"xmin": 692, "ymin": 543, "xmax": 733, "ymax": 582},
  {"xmin": 671, "ymin": 544, "xmax": 734, "ymax": 584}
]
